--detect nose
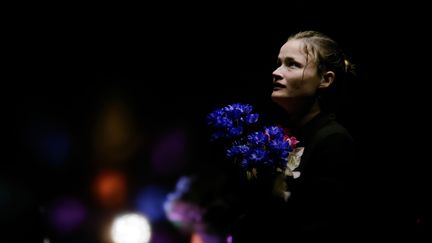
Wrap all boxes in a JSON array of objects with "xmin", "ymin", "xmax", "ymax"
[{"xmin": 272, "ymin": 67, "xmax": 283, "ymax": 82}]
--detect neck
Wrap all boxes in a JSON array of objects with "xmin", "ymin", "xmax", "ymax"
[
  {"xmin": 274, "ymin": 97, "xmax": 322, "ymax": 127},
  {"xmin": 295, "ymin": 101, "xmax": 321, "ymax": 126}
]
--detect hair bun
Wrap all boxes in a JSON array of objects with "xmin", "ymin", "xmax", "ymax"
[{"xmin": 344, "ymin": 59, "xmax": 356, "ymax": 75}]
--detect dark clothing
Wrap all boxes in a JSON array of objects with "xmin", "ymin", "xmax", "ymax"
[{"xmin": 231, "ymin": 113, "xmax": 359, "ymax": 242}]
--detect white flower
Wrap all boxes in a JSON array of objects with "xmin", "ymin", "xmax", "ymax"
[{"xmin": 284, "ymin": 147, "xmax": 304, "ymax": 179}]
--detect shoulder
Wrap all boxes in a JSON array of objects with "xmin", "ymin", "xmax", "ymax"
[
  {"xmin": 301, "ymin": 116, "xmax": 356, "ymax": 172},
  {"xmin": 310, "ymin": 120, "xmax": 355, "ymax": 160},
  {"xmin": 294, "ymin": 113, "xmax": 356, "ymax": 172},
  {"xmin": 310, "ymin": 116, "xmax": 354, "ymax": 148}
]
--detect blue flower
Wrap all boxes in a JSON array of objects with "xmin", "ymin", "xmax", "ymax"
[
  {"xmin": 207, "ymin": 103, "xmax": 298, "ymax": 175},
  {"xmin": 207, "ymin": 103, "xmax": 259, "ymax": 140}
]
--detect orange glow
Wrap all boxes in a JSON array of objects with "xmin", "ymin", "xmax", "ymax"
[
  {"xmin": 93, "ymin": 170, "xmax": 127, "ymax": 209},
  {"xmin": 190, "ymin": 232, "xmax": 204, "ymax": 243}
]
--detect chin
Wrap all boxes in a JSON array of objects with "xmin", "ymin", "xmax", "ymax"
[
  {"xmin": 271, "ymin": 97, "xmax": 297, "ymax": 114},
  {"xmin": 271, "ymin": 92, "xmax": 288, "ymax": 99},
  {"xmin": 271, "ymin": 95, "xmax": 287, "ymax": 105}
]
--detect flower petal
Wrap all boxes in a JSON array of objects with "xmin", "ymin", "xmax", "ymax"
[{"xmin": 286, "ymin": 147, "xmax": 304, "ymax": 171}]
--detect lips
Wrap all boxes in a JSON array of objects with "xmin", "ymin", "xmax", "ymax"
[{"xmin": 273, "ymin": 83, "xmax": 286, "ymax": 90}]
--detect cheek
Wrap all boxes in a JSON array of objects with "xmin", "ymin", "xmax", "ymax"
[
  {"xmin": 283, "ymin": 71, "xmax": 305, "ymax": 86},
  {"xmin": 291, "ymin": 71, "xmax": 321, "ymax": 93},
  {"xmin": 280, "ymin": 69, "xmax": 320, "ymax": 95},
  {"xmin": 286, "ymin": 78, "xmax": 319, "ymax": 96},
  {"xmin": 285, "ymin": 78, "xmax": 303, "ymax": 92},
  {"xmin": 288, "ymin": 80, "xmax": 303, "ymax": 89}
]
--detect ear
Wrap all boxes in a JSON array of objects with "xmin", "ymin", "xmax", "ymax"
[{"xmin": 319, "ymin": 71, "xmax": 335, "ymax": 88}]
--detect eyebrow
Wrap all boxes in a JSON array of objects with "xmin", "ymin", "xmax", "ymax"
[
  {"xmin": 278, "ymin": 56, "xmax": 304, "ymax": 67},
  {"xmin": 278, "ymin": 56, "xmax": 299, "ymax": 62}
]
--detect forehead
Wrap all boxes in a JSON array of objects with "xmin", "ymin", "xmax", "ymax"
[{"xmin": 279, "ymin": 39, "xmax": 309, "ymax": 62}]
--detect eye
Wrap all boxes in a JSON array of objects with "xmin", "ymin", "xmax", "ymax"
[{"xmin": 285, "ymin": 60, "xmax": 302, "ymax": 68}]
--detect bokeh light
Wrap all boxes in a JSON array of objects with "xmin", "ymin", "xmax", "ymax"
[
  {"xmin": 190, "ymin": 233, "xmax": 203, "ymax": 243},
  {"xmin": 26, "ymin": 122, "xmax": 71, "ymax": 165},
  {"xmin": 48, "ymin": 197, "xmax": 87, "ymax": 234},
  {"xmin": 190, "ymin": 232, "xmax": 227, "ymax": 243},
  {"xmin": 150, "ymin": 128, "xmax": 189, "ymax": 176},
  {"xmin": 93, "ymin": 170, "xmax": 127, "ymax": 209},
  {"xmin": 111, "ymin": 213, "xmax": 151, "ymax": 243},
  {"xmin": 91, "ymin": 100, "xmax": 139, "ymax": 164},
  {"xmin": 134, "ymin": 185, "xmax": 168, "ymax": 222}
]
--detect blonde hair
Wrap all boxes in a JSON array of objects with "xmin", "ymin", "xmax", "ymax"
[{"xmin": 289, "ymin": 30, "xmax": 356, "ymax": 79}]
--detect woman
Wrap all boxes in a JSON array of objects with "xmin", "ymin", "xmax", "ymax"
[{"xmin": 231, "ymin": 30, "xmax": 359, "ymax": 242}]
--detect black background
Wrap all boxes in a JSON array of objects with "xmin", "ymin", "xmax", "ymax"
[{"xmin": 5, "ymin": 2, "xmax": 429, "ymax": 242}]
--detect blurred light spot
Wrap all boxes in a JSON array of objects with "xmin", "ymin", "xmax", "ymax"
[
  {"xmin": 226, "ymin": 235, "xmax": 232, "ymax": 243},
  {"xmin": 190, "ymin": 232, "xmax": 203, "ymax": 243},
  {"xmin": 191, "ymin": 232, "xmax": 226, "ymax": 243},
  {"xmin": 92, "ymin": 101, "xmax": 139, "ymax": 164},
  {"xmin": 39, "ymin": 131, "xmax": 70, "ymax": 164},
  {"xmin": 163, "ymin": 176, "xmax": 205, "ymax": 233},
  {"xmin": 164, "ymin": 200, "xmax": 204, "ymax": 233},
  {"xmin": 148, "ymin": 227, "xmax": 179, "ymax": 243},
  {"xmin": 26, "ymin": 122, "xmax": 70, "ymax": 165},
  {"xmin": 111, "ymin": 213, "xmax": 151, "ymax": 243},
  {"xmin": 150, "ymin": 128, "xmax": 189, "ymax": 176},
  {"xmin": 93, "ymin": 170, "xmax": 127, "ymax": 209},
  {"xmin": 134, "ymin": 185, "xmax": 168, "ymax": 222},
  {"xmin": 49, "ymin": 197, "xmax": 86, "ymax": 234}
]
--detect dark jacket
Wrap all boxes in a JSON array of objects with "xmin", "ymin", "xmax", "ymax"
[{"xmin": 231, "ymin": 112, "xmax": 359, "ymax": 242}]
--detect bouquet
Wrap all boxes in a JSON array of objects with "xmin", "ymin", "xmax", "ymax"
[{"xmin": 206, "ymin": 103, "xmax": 304, "ymax": 180}]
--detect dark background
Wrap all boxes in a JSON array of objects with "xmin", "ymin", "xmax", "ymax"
[{"xmin": 5, "ymin": 3, "xmax": 428, "ymax": 242}]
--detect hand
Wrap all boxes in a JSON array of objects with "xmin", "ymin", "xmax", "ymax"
[{"xmin": 272, "ymin": 173, "xmax": 290, "ymax": 201}]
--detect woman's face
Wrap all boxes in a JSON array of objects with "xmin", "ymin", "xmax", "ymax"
[{"xmin": 271, "ymin": 39, "xmax": 322, "ymax": 101}]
